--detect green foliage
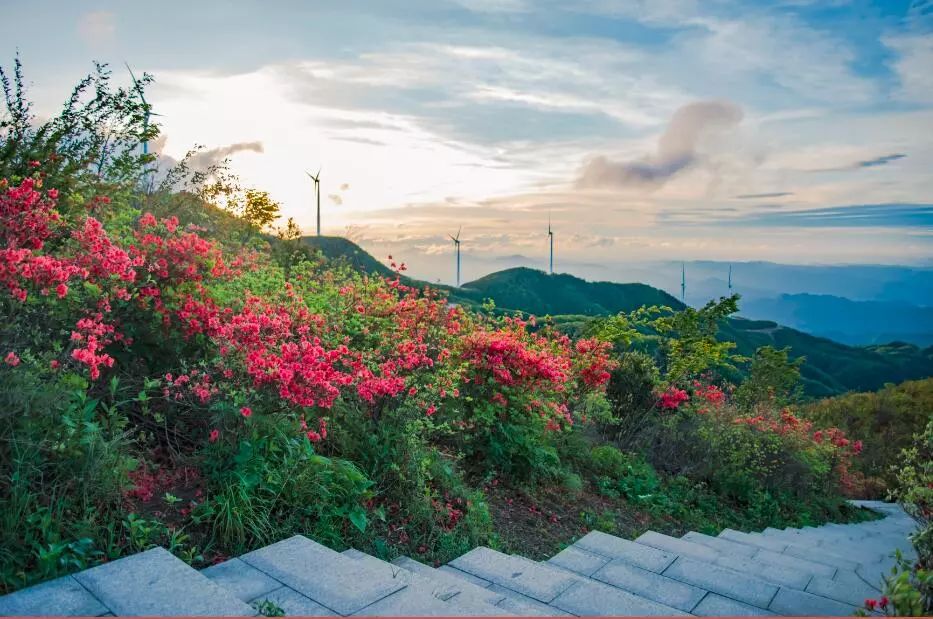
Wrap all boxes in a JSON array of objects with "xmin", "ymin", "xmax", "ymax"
[
  {"xmin": 197, "ymin": 423, "xmax": 373, "ymax": 552},
  {"xmin": 733, "ymin": 345, "xmax": 803, "ymax": 409},
  {"xmin": 805, "ymin": 378, "xmax": 933, "ymax": 489},
  {"xmin": 876, "ymin": 420, "xmax": 933, "ymax": 615},
  {"xmin": 602, "ymin": 352, "xmax": 659, "ymax": 445}
]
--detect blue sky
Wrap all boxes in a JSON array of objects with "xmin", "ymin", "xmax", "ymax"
[{"xmin": 5, "ymin": 0, "xmax": 933, "ymax": 284}]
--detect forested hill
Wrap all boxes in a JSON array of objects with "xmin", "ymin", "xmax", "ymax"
[
  {"xmin": 456, "ymin": 267, "xmax": 682, "ymax": 315},
  {"xmin": 302, "ymin": 236, "xmax": 933, "ymax": 396}
]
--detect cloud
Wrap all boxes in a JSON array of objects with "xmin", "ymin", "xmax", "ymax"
[
  {"xmin": 729, "ymin": 203, "xmax": 933, "ymax": 228},
  {"xmin": 735, "ymin": 191, "xmax": 794, "ymax": 199},
  {"xmin": 856, "ymin": 153, "xmax": 906, "ymax": 168},
  {"xmin": 576, "ymin": 100, "xmax": 743, "ymax": 189},
  {"xmin": 77, "ymin": 11, "xmax": 116, "ymax": 47},
  {"xmin": 328, "ymin": 194, "xmax": 343, "ymax": 205},
  {"xmin": 883, "ymin": 34, "xmax": 933, "ymax": 104},
  {"xmin": 188, "ymin": 141, "xmax": 264, "ymax": 169},
  {"xmin": 451, "ymin": 0, "xmax": 528, "ymax": 12},
  {"xmin": 811, "ymin": 152, "xmax": 908, "ymax": 173}
]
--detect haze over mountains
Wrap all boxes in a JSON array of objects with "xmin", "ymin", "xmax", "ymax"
[{"xmin": 389, "ymin": 250, "xmax": 933, "ymax": 347}]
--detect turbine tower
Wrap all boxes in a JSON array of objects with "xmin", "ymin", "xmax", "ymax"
[
  {"xmin": 306, "ymin": 168, "xmax": 321, "ymax": 236},
  {"xmin": 125, "ymin": 63, "xmax": 160, "ymax": 156},
  {"xmin": 681, "ymin": 263, "xmax": 686, "ymax": 305},
  {"xmin": 548, "ymin": 216, "xmax": 554, "ymax": 275},
  {"xmin": 728, "ymin": 264, "xmax": 733, "ymax": 293},
  {"xmin": 449, "ymin": 227, "xmax": 462, "ymax": 287}
]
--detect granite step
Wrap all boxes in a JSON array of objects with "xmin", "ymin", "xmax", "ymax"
[
  {"xmin": 0, "ymin": 547, "xmax": 256, "ymax": 617},
  {"xmin": 238, "ymin": 535, "xmax": 406, "ymax": 615},
  {"xmin": 341, "ymin": 549, "xmax": 519, "ymax": 616},
  {"xmin": 447, "ymin": 547, "xmax": 579, "ymax": 604}
]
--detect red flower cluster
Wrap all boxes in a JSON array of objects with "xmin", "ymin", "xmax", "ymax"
[{"xmin": 659, "ymin": 386, "xmax": 689, "ymax": 410}]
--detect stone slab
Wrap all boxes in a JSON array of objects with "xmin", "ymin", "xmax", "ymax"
[
  {"xmin": 0, "ymin": 575, "xmax": 109, "ymax": 617},
  {"xmin": 782, "ymin": 543, "xmax": 864, "ymax": 572},
  {"xmin": 350, "ymin": 584, "xmax": 460, "ymax": 616},
  {"xmin": 682, "ymin": 531, "xmax": 758, "ymax": 557},
  {"xmin": 591, "ymin": 558, "xmax": 707, "ymax": 612},
  {"xmin": 393, "ymin": 557, "xmax": 504, "ymax": 604},
  {"xmin": 73, "ymin": 547, "xmax": 254, "ymax": 616},
  {"xmin": 662, "ymin": 556, "xmax": 778, "ymax": 609},
  {"xmin": 573, "ymin": 531, "xmax": 676, "ymax": 573},
  {"xmin": 487, "ymin": 584, "xmax": 570, "ymax": 616},
  {"xmin": 202, "ymin": 558, "xmax": 282, "ymax": 602},
  {"xmin": 713, "ymin": 553, "xmax": 812, "ymax": 590},
  {"xmin": 768, "ymin": 587, "xmax": 858, "ymax": 616},
  {"xmin": 752, "ymin": 548, "xmax": 837, "ymax": 578},
  {"xmin": 718, "ymin": 529, "xmax": 789, "ymax": 553},
  {"xmin": 253, "ymin": 586, "xmax": 336, "ymax": 616},
  {"xmin": 239, "ymin": 535, "xmax": 405, "ymax": 615},
  {"xmin": 448, "ymin": 547, "xmax": 578, "ymax": 603},
  {"xmin": 438, "ymin": 565, "xmax": 493, "ymax": 588},
  {"xmin": 692, "ymin": 593, "xmax": 776, "ymax": 616},
  {"xmin": 547, "ymin": 545, "xmax": 610, "ymax": 576},
  {"xmin": 806, "ymin": 573, "xmax": 881, "ymax": 607},
  {"xmin": 635, "ymin": 531, "xmax": 720, "ymax": 562},
  {"xmin": 550, "ymin": 579, "xmax": 690, "ymax": 616}
]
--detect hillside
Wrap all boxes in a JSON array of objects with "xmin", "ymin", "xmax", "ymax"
[
  {"xmin": 456, "ymin": 267, "xmax": 683, "ymax": 315},
  {"xmin": 300, "ymin": 236, "xmax": 396, "ymax": 278},
  {"xmin": 300, "ymin": 237, "xmax": 933, "ymax": 397}
]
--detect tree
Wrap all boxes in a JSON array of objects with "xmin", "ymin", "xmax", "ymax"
[
  {"xmin": 0, "ymin": 56, "xmax": 156, "ymax": 208},
  {"xmin": 733, "ymin": 345, "xmax": 803, "ymax": 409},
  {"xmin": 241, "ymin": 189, "xmax": 281, "ymax": 232}
]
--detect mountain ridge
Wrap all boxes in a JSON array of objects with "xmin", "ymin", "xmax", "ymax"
[{"xmin": 300, "ymin": 236, "xmax": 933, "ymax": 396}]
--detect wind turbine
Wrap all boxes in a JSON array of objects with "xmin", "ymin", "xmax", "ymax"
[
  {"xmin": 306, "ymin": 168, "xmax": 321, "ymax": 236},
  {"xmin": 125, "ymin": 63, "xmax": 160, "ymax": 156},
  {"xmin": 548, "ymin": 215, "xmax": 554, "ymax": 275},
  {"xmin": 681, "ymin": 263, "xmax": 686, "ymax": 305},
  {"xmin": 449, "ymin": 227, "xmax": 462, "ymax": 287},
  {"xmin": 728, "ymin": 264, "xmax": 733, "ymax": 294}
]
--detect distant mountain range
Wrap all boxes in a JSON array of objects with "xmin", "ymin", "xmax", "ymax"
[
  {"xmin": 741, "ymin": 294, "xmax": 933, "ymax": 347},
  {"xmin": 301, "ymin": 236, "xmax": 933, "ymax": 398}
]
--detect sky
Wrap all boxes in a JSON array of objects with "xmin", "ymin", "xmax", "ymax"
[{"xmin": 5, "ymin": 0, "xmax": 933, "ymax": 285}]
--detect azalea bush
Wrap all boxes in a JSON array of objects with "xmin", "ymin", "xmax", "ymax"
[{"xmin": 0, "ymin": 156, "xmax": 613, "ymax": 589}]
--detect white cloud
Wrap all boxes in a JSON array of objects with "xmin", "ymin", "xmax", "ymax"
[
  {"xmin": 77, "ymin": 11, "xmax": 116, "ymax": 47},
  {"xmin": 883, "ymin": 34, "xmax": 933, "ymax": 104}
]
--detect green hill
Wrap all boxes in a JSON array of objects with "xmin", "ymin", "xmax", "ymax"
[
  {"xmin": 300, "ymin": 236, "xmax": 396, "ymax": 278},
  {"xmin": 300, "ymin": 237, "xmax": 933, "ymax": 397},
  {"xmin": 455, "ymin": 267, "xmax": 682, "ymax": 315}
]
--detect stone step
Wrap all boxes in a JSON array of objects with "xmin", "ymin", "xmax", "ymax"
[
  {"xmin": 768, "ymin": 587, "xmax": 857, "ymax": 616},
  {"xmin": 692, "ymin": 593, "xmax": 777, "ymax": 616},
  {"xmin": 341, "ymin": 549, "xmax": 514, "ymax": 616},
  {"xmin": 202, "ymin": 558, "xmax": 332, "ymax": 615},
  {"xmin": 573, "ymin": 530, "xmax": 677, "ymax": 573},
  {"xmin": 485, "ymin": 584, "xmax": 572, "ymax": 616},
  {"xmin": 0, "ymin": 576, "xmax": 110, "ymax": 617},
  {"xmin": 805, "ymin": 571, "xmax": 882, "ymax": 606},
  {"xmin": 391, "ymin": 556, "xmax": 504, "ymax": 605},
  {"xmin": 711, "ymin": 553, "xmax": 813, "ymax": 590},
  {"xmin": 719, "ymin": 528, "xmax": 791, "ymax": 553},
  {"xmin": 681, "ymin": 531, "xmax": 758, "ymax": 558},
  {"xmin": 447, "ymin": 547, "xmax": 579, "ymax": 604},
  {"xmin": 547, "ymin": 544, "xmax": 611, "ymax": 576},
  {"xmin": 660, "ymin": 556, "xmax": 779, "ymax": 609},
  {"xmin": 634, "ymin": 531, "xmax": 720, "ymax": 563},
  {"xmin": 238, "ymin": 535, "xmax": 406, "ymax": 615},
  {"xmin": 548, "ymin": 577, "xmax": 691, "ymax": 616},
  {"xmin": 587, "ymin": 557, "xmax": 708, "ymax": 612},
  {"xmin": 0, "ymin": 547, "xmax": 256, "ymax": 616}
]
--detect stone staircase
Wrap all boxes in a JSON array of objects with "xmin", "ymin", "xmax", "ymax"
[{"xmin": 0, "ymin": 500, "xmax": 916, "ymax": 616}]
